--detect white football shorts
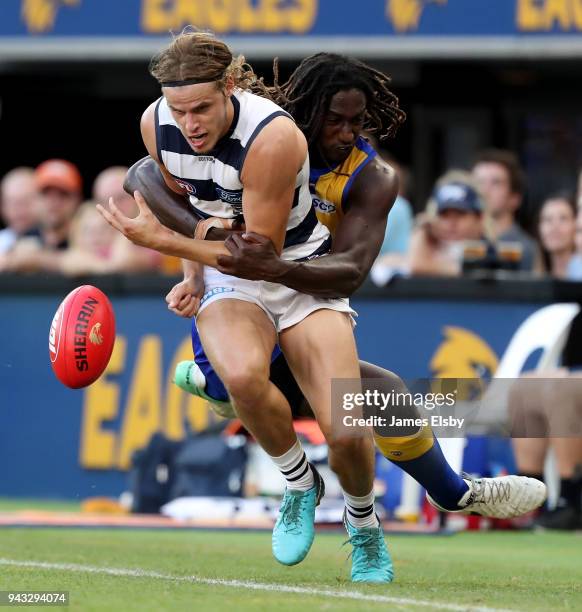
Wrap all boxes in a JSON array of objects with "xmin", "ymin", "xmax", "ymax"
[{"xmin": 197, "ymin": 267, "xmax": 356, "ymax": 332}]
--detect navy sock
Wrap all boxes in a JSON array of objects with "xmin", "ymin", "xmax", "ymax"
[
  {"xmin": 393, "ymin": 437, "xmax": 469, "ymax": 511},
  {"xmin": 559, "ymin": 477, "xmax": 582, "ymax": 512}
]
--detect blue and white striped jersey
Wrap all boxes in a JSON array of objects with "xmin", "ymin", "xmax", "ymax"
[{"xmin": 155, "ymin": 89, "xmax": 331, "ymax": 262}]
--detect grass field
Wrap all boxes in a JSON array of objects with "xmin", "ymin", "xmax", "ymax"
[
  {"xmin": 1, "ymin": 525, "xmax": 581, "ymax": 611},
  {"xmin": 0, "ymin": 498, "xmax": 80, "ymax": 512}
]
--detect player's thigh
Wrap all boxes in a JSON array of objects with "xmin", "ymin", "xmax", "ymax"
[
  {"xmin": 196, "ymin": 298, "xmax": 277, "ymax": 384},
  {"xmin": 279, "ymin": 308, "xmax": 360, "ymax": 435}
]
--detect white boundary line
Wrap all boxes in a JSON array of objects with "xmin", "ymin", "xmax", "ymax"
[{"xmin": 0, "ymin": 558, "xmax": 516, "ymax": 612}]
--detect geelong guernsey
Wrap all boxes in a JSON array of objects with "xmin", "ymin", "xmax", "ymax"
[{"xmin": 155, "ymin": 89, "xmax": 331, "ymax": 262}]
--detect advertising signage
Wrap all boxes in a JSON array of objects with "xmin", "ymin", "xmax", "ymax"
[{"xmin": 1, "ymin": 1, "xmax": 582, "ymax": 60}]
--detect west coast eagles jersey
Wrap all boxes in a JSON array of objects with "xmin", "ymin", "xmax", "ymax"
[{"xmin": 309, "ymin": 136, "xmax": 377, "ymax": 237}]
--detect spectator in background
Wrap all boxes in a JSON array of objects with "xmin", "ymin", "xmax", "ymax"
[
  {"xmin": 537, "ymin": 191, "xmax": 577, "ymax": 279},
  {"xmin": 59, "ymin": 167, "xmax": 163, "ymax": 276},
  {"xmin": 509, "ymin": 312, "xmax": 582, "ymax": 530},
  {"xmin": 509, "ymin": 190, "xmax": 582, "ymax": 529},
  {"xmin": 376, "ymin": 151, "xmax": 413, "ymax": 259},
  {"xmin": 93, "ymin": 166, "xmax": 138, "ymax": 219},
  {"xmin": 34, "ymin": 159, "xmax": 82, "ymax": 250},
  {"xmin": 577, "ymin": 167, "xmax": 582, "ymax": 209},
  {"xmin": 89, "ymin": 166, "xmax": 164, "ymax": 273},
  {"xmin": 408, "ymin": 170, "xmax": 486, "ymax": 276},
  {"xmin": 566, "ymin": 208, "xmax": 582, "ymax": 281},
  {"xmin": 0, "ymin": 159, "xmax": 82, "ymax": 273},
  {"xmin": 59, "ymin": 202, "xmax": 118, "ymax": 275},
  {"xmin": 0, "ymin": 167, "xmax": 39, "ymax": 254},
  {"xmin": 472, "ymin": 149, "xmax": 542, "ymax": 273}
]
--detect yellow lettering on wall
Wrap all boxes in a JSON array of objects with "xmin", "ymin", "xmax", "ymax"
[
  {"xmin": 141, "ymin": 0, "xmax": 174, "ymax": 33},
  {"xmin": 545, "ymin": 0, "xmax": 570, "ymax": 27},
  {"xmin": 118, "ymin": 335, "xmax": 163, "ymax": 469},
  {"xmin": 22, "ymin": 0, "xmax": 80, "ymax": 34},
  {"xmin": 165, "ymin": 337, "xmax": 215, "ymax": 440},
  {"xmin": 79, "ymin": 337, "xmax": 126, "ymax": 469},
  {"xmin": 518, "ymin": 0, "xmax": 582, "ymax": 30},
  {"xmin": 141, "ymin": 0, "xmax": 317, "ymax": 33},
  {"xmin": 517, "ymin": 0, "xmax": 544, "ymax": 30},
  {"xmin": 237, "ymin": 0, "xmax": 258, "ymax": 32},
  {"xmin": 175, "ymin": 0, "xmax": 204, "ymax": 28},
  {"xmin": 206, "ymin": 0, "xmax": 235, "ymax": 33},
  {"xmin": 288, "ymin": 0, "xmax": 317, "ymax": 33},
  {"xmin": 262, "ymin": 0, "xmax": 285, "ymax": 31},
  {"xmin": 185, "ymin": 392, "xmax": 212, "ymax": 431},
  {"xmin": 573, "ymin": 0, "xmax": 582, "ymax": 27}
]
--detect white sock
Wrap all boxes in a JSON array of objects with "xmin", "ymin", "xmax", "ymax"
[
  {"xmin": 344, "ymin": 490, "xmax": 379, "ymax": 528},
  {"xmin": 270, "ymin": 440, "xmax": 315, "ymax": 492}
]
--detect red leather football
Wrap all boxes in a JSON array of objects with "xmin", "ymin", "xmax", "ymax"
[{"xmin": 48, "ymin": 285, "xmax": 116, "ymax": 389}]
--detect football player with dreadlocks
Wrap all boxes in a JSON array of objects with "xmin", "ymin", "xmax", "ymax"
[{"xmin": 124, "ymin": 52, "xmax": 546, "ymax": 581}]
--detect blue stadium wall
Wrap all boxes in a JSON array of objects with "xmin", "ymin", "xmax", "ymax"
[
  {"xmin": 0, "ymin": 277, "xmax": 556, "ymax": 500},
  {"xmin": 2, "ymin": 0, "xmax": 582, "ymax": 60}
]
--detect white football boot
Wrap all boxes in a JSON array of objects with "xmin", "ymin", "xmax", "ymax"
[{"xmin": 427, "ymin": 473, "xmax": 547, "ymax": 518}]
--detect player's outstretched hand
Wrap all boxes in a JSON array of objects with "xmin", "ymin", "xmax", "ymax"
[
  {"xmin": 216, "ymin": 232, "xmax": 284, "ymax": 281},
  {"xmin": 97, "ymin": 190, "xmax": 173, "ymax": 251},
  {"xmin": 165, "ymin": 275, "xmax": 204, "ymax": 318}
]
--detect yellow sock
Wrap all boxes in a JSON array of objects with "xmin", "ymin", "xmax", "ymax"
[{"xmin": 374, "ymin": 424, "xmax": 434, "ymax": 462}]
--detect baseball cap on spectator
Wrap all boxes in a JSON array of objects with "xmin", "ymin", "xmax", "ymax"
[
  {"xmin": 434, "ymin": 182, "xmax": 483, "ymax": 214},
  {"xmin": 35, "ymin": 159, "xmax": 82, "ymax": 194}
]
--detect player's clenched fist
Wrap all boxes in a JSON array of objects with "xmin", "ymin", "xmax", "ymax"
[{"xmin": 166, "ymin": 276, "xmax": 204, "ymax": 318}]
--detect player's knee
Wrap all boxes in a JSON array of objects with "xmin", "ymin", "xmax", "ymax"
[{"xmin": 221, "ymin": 362, "xmax": 269, "ymax": 405}]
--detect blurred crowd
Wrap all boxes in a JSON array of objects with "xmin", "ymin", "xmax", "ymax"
[
  {"xmin": 375, "ymin": 147, "xmax": 582, "ymax": 282},
  {"xmin": 0, "ymin": 160, "xmax": 179, "ymax": 277},
  {"xmin": 2, "ymin": 155, "xmax": 581, "ymax": 530},
  {"xmin": 1, "ymin": 148, "xmax": 581, "ymax": 281}
]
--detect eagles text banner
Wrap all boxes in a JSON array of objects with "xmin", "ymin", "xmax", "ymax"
[{"xmin": 2, "ymin": 1, "xmax": 582, "ymax": 59}]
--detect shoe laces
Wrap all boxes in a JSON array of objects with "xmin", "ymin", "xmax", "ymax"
[
  {"xmin": 343, "ymin": 531, "xmax": 383, "ymax": 570},
  {"xmin": 465, "ymin": 473, "xmax": 511, "ymax": 506},
  {"xmin": 280, "ymin": 493, "xmax": 308, "ymax": 535}
]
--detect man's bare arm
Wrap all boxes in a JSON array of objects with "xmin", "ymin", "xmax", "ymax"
[
  {"xmin": 125, "ymin": 157, "xmax": 244, "ymax": 241},
  {"xmin": 217, "ymin": 158, "xmax": 399, "ymax": 298},
  {"xmin": 124, "ymin": 156, "xmax": 198, "ymax": 237},
  {"xmin": 139, "ymin": 118, "xmax": 302, "ymax": 266},
  {"xmin": 239, "ymin": 117, "xmax": 306, "ymax": 252},
  {"xmin": 98, "ymin": 109, "xmax": 303, "ymax": 267},
  {"xmin": 97, "ymin": 103, "xmax": 231, "ymax": 267},
  {"xmin": 125, "ymin": 101, "xmax": 245, "ymax": 240},
  {"xmin": 97, "ymin": 189, "xmax": 230, "ymax": 267}
]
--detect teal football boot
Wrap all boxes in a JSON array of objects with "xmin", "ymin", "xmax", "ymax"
[
  {"xmin": 344, "ymin": 513, "xmax": 394, "ymax": 583},
  {"xmin": 173, "ymin": 360, "xmax": 236, "ymax": 419},
  {"xmin": 272, "ymin": 464, "xmax": 325, "ymax": 566}
]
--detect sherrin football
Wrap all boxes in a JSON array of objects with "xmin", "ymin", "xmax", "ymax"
[{"xmin": 49, "ymin": 285, "xmax": 115, "ymax": 389}]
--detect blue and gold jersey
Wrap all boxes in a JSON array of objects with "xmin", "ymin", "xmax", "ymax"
[{"xmin": 309, "ymin": 136, "xmax": 377, "ymax": 237}]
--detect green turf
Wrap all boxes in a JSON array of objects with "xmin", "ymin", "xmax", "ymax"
[
  {"xmin": 0, "ymin": 528, "xmax": 581, "ymax": 611},
  {"xmin": 0, "ymin": 498, "xmax": 81, "ymax": 512}
]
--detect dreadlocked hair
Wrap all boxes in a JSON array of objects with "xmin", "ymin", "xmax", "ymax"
[{"xmin": 266, "ymin": 53, "xmax": 406, "ymax": 146}]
